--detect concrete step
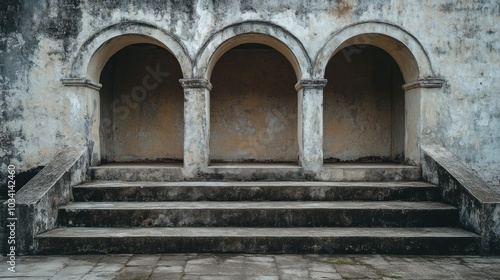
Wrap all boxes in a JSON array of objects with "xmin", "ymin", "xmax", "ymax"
[
  {"xmin": 72, "ymin": 181, "xmax": 439, "ymax": 202},
  {"xmin": 320, "ymin": 163, "xmax": 421, "ymax": 181},
  {"xmin": 36, "ymin": 227, "xmax": 480, "ymax": 254},
  {"xmin": 58, "ymin": 201, "xmax": 457, "ymax": 227},
  {"xmin": 89, "ymin": 163, "xmax": 420, "ymax": 181}
]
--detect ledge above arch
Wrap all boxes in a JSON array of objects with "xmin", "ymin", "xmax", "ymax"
[
  {"xmin": 67, "ymin": 21, "xmax": 192, "ymax": 85},
  {"xmin": 314, "ymin": 21, "xmax": 436, "ymax": 83},
  {"xmin": 194, "ymin": 21, "xmax": 312, "ymax": 81}
]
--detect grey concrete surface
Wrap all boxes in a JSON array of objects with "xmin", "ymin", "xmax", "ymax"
[
  {"xmin": 3, "ymin": 1, "xmax": 500, "ymax": 188},
  {"xmin": 1, "ymin": 254, "xmax": 499, "ymax": 280},
  {"xmin": 89, "ymin": 163, "xmax": 421, "ymax": 182}
]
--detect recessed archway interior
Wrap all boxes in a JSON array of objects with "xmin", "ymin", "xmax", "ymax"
[
  {"xmin": 209, "ymin": 43, "xmax": 298, "ymax": 163},
  {"xmin": 99, "ymin": 43, "xmax": 184, "ymax": 163},
  {"xmin": 323, "ymin": 44, "xmax": 405, "ymax": 162}
]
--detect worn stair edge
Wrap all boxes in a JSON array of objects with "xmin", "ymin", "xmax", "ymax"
[
  {"xmin": 57, "ymin": 201, "xmax": 458, "ymax": 228},
  {"xmin": 320, "ymin": 164, "xmax": 421, "ymax": 182},
  {"xmin": 36, "ymin": 227, "xmax": 480, "ymax": 255},
  {"xmin": 89, "ymin": 164, "xmax": 184, "ymax": 182},
  {"xmin": 72, "ymin": 181, "xmax": 439, "ymax": 202}
]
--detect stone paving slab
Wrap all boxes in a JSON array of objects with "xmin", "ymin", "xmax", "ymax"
[{"xmin": 0, "ymin": 254, "xmax": 499, "ymax": 279}]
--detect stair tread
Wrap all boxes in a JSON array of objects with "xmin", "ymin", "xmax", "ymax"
[
  {"xmin": 89, "ymin": 163, "xmax": 419, "ymax": 169},
  {"xmin": 90, "ymin": 163, "xmax": 421, "ymax": 181},
  {"xmin": 322, "ymin": 163, "xmax": 419, "ymax": 169},
  {"xmin": 60, "ymin": 201, "xmax": 455, "ymax": 210},
  {"xmin": 75, "ymin": 180, "xmax": 436, "ymax": 188},
  {"xmin": 38, "ymin": 227, "xmax": 479, "ymax": 238}
]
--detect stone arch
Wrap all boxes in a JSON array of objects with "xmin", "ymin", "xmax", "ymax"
[
  {"xmin": 194, "ymin": 21, "xmax": 312, "ymax": 80},
  {"xmin": 317, "ymin": 21, "xmax": 441, "ymax": 166},
  {"xmin": 69, "ymin": 21, "xmax": 192, "ymax": 82},
  {"xmin": 314, "ymin": 21, "xmax": 435, "ymax": 82}
]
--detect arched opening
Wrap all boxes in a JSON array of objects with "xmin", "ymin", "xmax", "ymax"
[
  {"xmin": 209, "ymin": 43, "xmax": 298, "ymax": 163},
  {"xmin": 323, "ymin": 44, "xmax": 405, "ymax": 162},
  {"xmin": 99, "ymin": 43, "xmax": 184, "ymax": 163}
]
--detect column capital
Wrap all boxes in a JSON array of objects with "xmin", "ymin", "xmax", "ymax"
[
  {"xmin": 179, "ymin": 78, "xmax": 213, "ymax": 90},
  {"xmin": 295, "ymin": 79, "xmax": 328, "ymax": 91},
  {"xmin": 61, "ymin": 78, "xmax": 102, "ymax": 90},
  {"xmin": 402, "ymin": 78, "xmax": 445, "ymax": 91}
]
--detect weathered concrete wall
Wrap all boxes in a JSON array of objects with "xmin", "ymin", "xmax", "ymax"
[
  {"xmin": 1, "ymin": 0, "xmax": 499, "ymax": 190},
  {"xmin": 12, "ymin": 147, "xmax": 88, "ymax": 254},
  {"xmin": 1, "ymin": 0, "xmax": 88, "ymax": 195},
  {"xmin": 422, "ymin": 144, "xmax": 500, "ymax": 253},
  {"xmin": 210, "ymin": 47, "xmax": 297, "ymax": 162},
  {"xmin": 417, "ymin": 2, "xmax": 500, "ymax": 189},
  {"xmin": 99, "ymin": 44, "xmax": 184, "ymax": 163},
  {"xmin": 323, "ymin": 45, "xmax": 405, "ymax": 162}
]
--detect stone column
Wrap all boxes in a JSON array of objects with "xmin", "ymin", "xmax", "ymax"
[
  {"xmin": 295, "ymin": 79, "xmax": 328, "ymax": 171},
  {"xmin": 180, "ymin": 78, "xmax": 212, "ymax": 176},
  {"xmin": 402, "ymin": 78, "xmax": 444, "ymax": 165},
  {"xmin": 61, "ymin": 78, "xmax": 102, "ymax": 165}
]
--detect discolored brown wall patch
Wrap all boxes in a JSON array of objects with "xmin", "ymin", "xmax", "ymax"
[
  {"xmin": 323, "ymin": 45, "xmax": 405, "ymax": 162},
  {"xmin": 99, "ymin": 44, "xmax": 184, "ymax": 162},
  {"xmin": 210, "ymin": 45, "xmax": 298, "ymax": 163},
  {"xmin": 335, "ymin": 0, "xmax": 353, "ymax": 17}
]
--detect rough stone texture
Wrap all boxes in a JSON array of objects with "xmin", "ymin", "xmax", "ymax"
[
  {"xmin": 36, "ymin": 175, "xmax": 479, "ymax": 255},
  {"xmin": 72, "ymin": 181, "xmax": 440, "ymax": 202},
  {"xmin": 319, "ymin": 163, "xmax": 420, "ymax": 182},
  {"xmin": 296, "ymin": 79, "xmax": 327, "ymax": 171},
  {"xmin": 2, "ymin": 254, "xmax": 500, "ymax": 279},
  {"xmin": 57, "ymin": 201, "xmax": 457, "ymax": 228},
  {"xmin": 422, "ymin": 144, "xmax": 500, "ymax": 253},
  {"xmin": 181, "ymin": 80, "xmax": 211, "ymax": 175},
  {"xmin": 8, "ymin": 147, "xmax": 88, "ymax": 255},
  {"xmin": 89, "ymin": 163, "xmax": 421, "ymax": 182},
  {"xmin": 1, "ymin": 0, "xmax": 499, "ymax": 257},
  {"xmin": 2, "ymin": 0, "xmax": 499, "ymax": 190},
  {"xmin": 36, "ymin": 227, "xmax": 479, "ymax": 255}
]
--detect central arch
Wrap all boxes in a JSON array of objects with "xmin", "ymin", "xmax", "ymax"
[
  {"xmin": 195, "ymin": 21, "xmax": 312, "ymax": 80},
  {"xmin": 210, "ymin": 43, "xmax": 298, "ymax": 163},
  {"xmin": 195, "ymin": 22, "xmax": 310, "ymax": 164}
]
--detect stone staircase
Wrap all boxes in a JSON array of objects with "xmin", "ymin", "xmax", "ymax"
[{"xmin": 35, "ymin": 164, "xmax": 480, "ymax": 254}]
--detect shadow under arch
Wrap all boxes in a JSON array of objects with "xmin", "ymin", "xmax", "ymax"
[
  {"xmin": 69, "ymin": 21, "xmax": 192, "ymax": 82},
  {"xmin": 317, "ymin": 21, "xmax": 440, "ymax": 166},
  {"xmin": 314, "ymin": 21, "xmax": 435, "ymax": 82},
  {"xmin": 194, "ymin": 21, "xmax": 312, "ymax": 80}
]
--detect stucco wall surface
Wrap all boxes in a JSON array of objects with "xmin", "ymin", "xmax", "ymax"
[
  {"xmin": 0, "ymin": 0, "xmax": 499, "ymax": 191},
  {"xmin": 210, "ymin": 47, "xmax": 297, "ymax": 162},
  {"xmin": 99, "ymin": 44, "xmax": 184, "ymax": 163}
]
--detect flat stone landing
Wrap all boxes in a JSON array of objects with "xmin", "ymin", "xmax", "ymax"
[{"xmin": 90, "ymin": 162, "xmax": 420, "ymax": 181}]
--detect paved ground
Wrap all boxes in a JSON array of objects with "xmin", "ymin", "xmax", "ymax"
[{"xmin": 1, "ymin": 254, "xmax": 499, "ymax": 279}]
